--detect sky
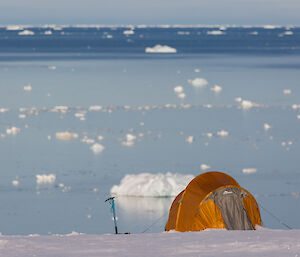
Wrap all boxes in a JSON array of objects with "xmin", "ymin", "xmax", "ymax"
[{"xmin": 0, "ymin": 0, "xmax": 300, "ymax": 25}]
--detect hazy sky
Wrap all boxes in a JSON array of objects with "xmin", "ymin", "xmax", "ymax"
[{"xmin": 0, "ymin": 0, "xmax": 300, "ymax": 25}]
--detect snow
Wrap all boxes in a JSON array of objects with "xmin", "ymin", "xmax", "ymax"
[
  {"xmin": 145, "ymin": 45, "xmax": 177, "ymax": 53},
  {"xmin": 188, "ymin": 78, "xmax": 209, "ymax": 87},
  {"xmin": 110, "ymin": 172, "xmax": 194, "ymax": 197},
  {"xmin": 1, "ymin": 230, "xmax": 300, "ymax": 257},
  {"xmin": 36, "ymin": 174, "xmax": 56, "ymax": 184}
]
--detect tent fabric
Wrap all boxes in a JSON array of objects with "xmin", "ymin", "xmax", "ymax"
[{"xmin": 165, "ymin": 171, "xmax": 262, "ymax": 232}]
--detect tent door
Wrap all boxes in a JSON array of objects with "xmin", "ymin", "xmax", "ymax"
[{"xmin": 209, "ymin": 187, "xmax": 254, "ymax": 230}]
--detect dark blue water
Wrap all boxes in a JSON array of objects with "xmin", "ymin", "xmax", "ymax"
[{"xmin": 0, "ymin": 26, "xmax": 300, "ymax": 56}]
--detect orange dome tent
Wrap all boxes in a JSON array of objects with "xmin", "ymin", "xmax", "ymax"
[{"xmin": 165, "ymin": 171, "xmax": 262, "ymax": 231}]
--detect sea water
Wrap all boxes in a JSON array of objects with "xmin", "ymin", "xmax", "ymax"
[{"xmin": 0, "ymin": 25, "xmax": 299, "ymax": 235}]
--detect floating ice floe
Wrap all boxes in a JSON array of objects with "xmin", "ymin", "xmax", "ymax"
[
  {"xmin": 56, "ymin": 132, "xmax": 78, "ymax": 140},
  {"xmin": 6, "ymin": 25, "xmax": 23, "ymax": 30},
  {"xmin": 24, "ymin": 85, "xmax": 32, "ymax": 91},
  {"xmin": 207, "ymin": 30, "xmax": 225, "ymax": 35},
  {"xmin": 203, "ymin": 132, "xmax": 213, "ymax": 138},
  {"xmin": 88, "ymin": 105, "xmax": 102, "ymax": 111},
  {"xmin": 263, "ymin": 25, "xmax": 277, "ymax": 29},
  {"xmin": 19, "ymin": 114, "xmax": 26, "ymax": 119},
  {"xmin": 297, "ymin": 115, "xmax": 300, "ymax": 120},
  {"xmin": 200, "ymin": 164, "xmax": 211, "ymax": 171},
  {"xmin": 188, "ymin": 78, "xmax": 208, "ymax": 88},
  {"xmin": 264, "ymin": 123, "xmax": 272, "ymax": 131},
  {"xmin": 145, "ymin": 45, "xmax": 177, "ymax": 53},
  {"xmin": 235, "ymin": 97, "xmax": 242, "ymax": 103},
  {"xmin": 90, "ymin": 143, "xmax": 105, "ymax": 154},
  {"xmin": 123, "ymin": 30, "xmax": 134, "ymax": 35},
  {"xmin": 0, "ymin": 108, "xmax": 9, "ymax": 113},
  {"xmin": 110, "ymin": 172, "xmax": 194, "ymax": 197},
  {"xmin": 173, "ymin": 86, "xmax": 184, "ymax": 94},
  {"xmin": 194, "ymin": 68, "xmax": 200, "ymax": 73},
  {"xmin": 81, "ymin": 136, "xmax": 95, "ymax": 144},
  {"xmin": 18, "ymin": 30, "xmax": 35, "ymax": 36},
  {"xmin": 211, "ymin": 85, "xmax": 222, "ymax": 93},
  {"xmin": 122, "ymin": 134, "xmax": 137, "ymax": 147},
  {"xmin": 242, "ymin": 168, "xmax": 258, "ymax": 174},
  {"xmin": 283, "ymin": 89, "xmax": 291, "ymax": 95},
  {"xmin": 51, "ymin": 106, "xmax": 68, "ymax": 114},
  {"xmin": 36, "ymin": 174, "xmax": 56, "ymax": 184},
  {"xmin": 178, "ymin": 93, "xmax": 186, "ymax": 99},
  {"xmin": 249, "ymin": 31, "xmax": 259, "ymax": 35},
  {"xmin": 217, "ymin": 130, "xmax": 229, "ymax": 137},
  {"xmin": 292, "ymin": 104, "xmax": 300, "ymax": 110},
  {"xmin": 185, "ymin": 136, "xmax": 194, "ymax": 144},
  {"xmin": 12, "ymin": 180, "xmax": 19, "ymax": 187},
  {"xmin": 44, "ymin": 30, "xmax": 52, "ymax": 35},
  {"xmin": 6, "ymin": 127, "xmax": 20, "ymax": 135},
  {"xmin": 240, "ymin": 100, "xmax": 256, "ymax": 110}
]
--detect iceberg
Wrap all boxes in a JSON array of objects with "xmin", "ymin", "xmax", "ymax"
[{"xmin": 145, "ymin": 45, "xmax": 177, "ymax": 53}]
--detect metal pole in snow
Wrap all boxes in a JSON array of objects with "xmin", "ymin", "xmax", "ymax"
[
  {"xmin": 111, "ymin": 198, "xmax": 118, "ymax": 234},
  {"xmin": 105, "ymin": 197, "xmax": 118, "ymax": 234}
]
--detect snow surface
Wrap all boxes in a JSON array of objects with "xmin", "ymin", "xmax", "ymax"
[
  {"xmin": 1, "ymin": 229, "xmax": 300, "ymax": 257},
  {"xmin": 110, "ymin": 172, "xmax": 194, "ymax": 197}
]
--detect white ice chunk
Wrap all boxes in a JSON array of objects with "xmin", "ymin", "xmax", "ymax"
[
  {"xmin": 283, "ymin": 89, "xmax": 291, "ymax": 95},
  {"xmin": 110, "ymin": 172, "xmax": 194, "ymax": 197},
  {"xmin": 207, "ymin": 30, "xmax": 225, "ymax": 35},
  {"xmin": 56, "ymin": 132, "xmax": 78, "ymax": 140},
  {"xmin": 145, "ymin": 45, "xmax": 177, "ymax": 53},
  {"xmin": 12, "ymin": 180, "xmax": 19, "ymax": 187},
  {"xmin": 24, "ymin": 85, "xmax": 32, "ymax": 91},
  {"xmin": 217, "ymin": 130, "xmax": 229, "ymax": 137},
  {"xmin": 188, "ymin": 78, "xmax": 208, "ymax": 88},
  {"xmin": 123, "ymin": 30, "xmax": 134, "ymax": 35},
  {"xmin": 200, "ymin": 164, "xmax": 211, "ymax": 171},
  {"xmin": 0, "ymin": 108, "xmax": 9, "ymax": 113},
  {"xmin": 6, "ymin": 127, "xmax": 20, "ymax": 135},
  {"xmin": 185, "ymin": 136, "xmax": 194, "ymax": 143},
  {"xmin": 178, "ymin": 93, "xmax": 186, "ymax": 99},
  {"xmin": 173, "ymin": 86, "xmax": 184, "ymax": 94},
  {"xmin": 241, "ymin": 100, "xmax": 255, "ymax": 110},
  {"xmin": 211, "ymin": 85, "xmax": 222, "ymax": 93},
  {"xmin": 264, "ymin": 123, "xmax": 272, "ymax": 131},
  {"xmin": 18, "ymin": 30, "xmax": 35, "ymax": 36},
  {"xmin": 242, "ymin": 168, "xmax": 258, "ymax": 174},
  {"xmin": 88, "ymin": 105, "xmax": 102, "ymax": 111},
  {"xmin": 44, "ymin": 30, "xmax": 52, "ymax": 35},
  {"xmin": 90, "ymin": 143, "xmax": 105, "ymax": 154},
  {"xmin": 36, "ymin": 174, "xmax": 56, "ymax": 184}
]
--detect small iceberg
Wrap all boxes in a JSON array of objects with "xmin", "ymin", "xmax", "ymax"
[
  {"xmin": 111, "ymin": 172, "xmax": 194, "ymax": 197},
  {"xmin": 18, "ymin": 30, "xmax": 35, "ymax": 36},
  {"xmin": 145, "ymin": 45, "xmax": 177, "ymax": 53}
]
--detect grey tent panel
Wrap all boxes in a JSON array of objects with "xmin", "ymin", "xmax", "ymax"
[{"xmin": 206, "ymin": 187, "xmax": 254, "ymax": 230}]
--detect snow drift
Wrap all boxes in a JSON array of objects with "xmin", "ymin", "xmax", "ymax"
[
  {"xmin": 110, "ymin": 172, "xmax": 194, "ymax": 197},
  {"xmin": 1, "ymin": 229, "xmax": 300, "ymax": 257}
]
